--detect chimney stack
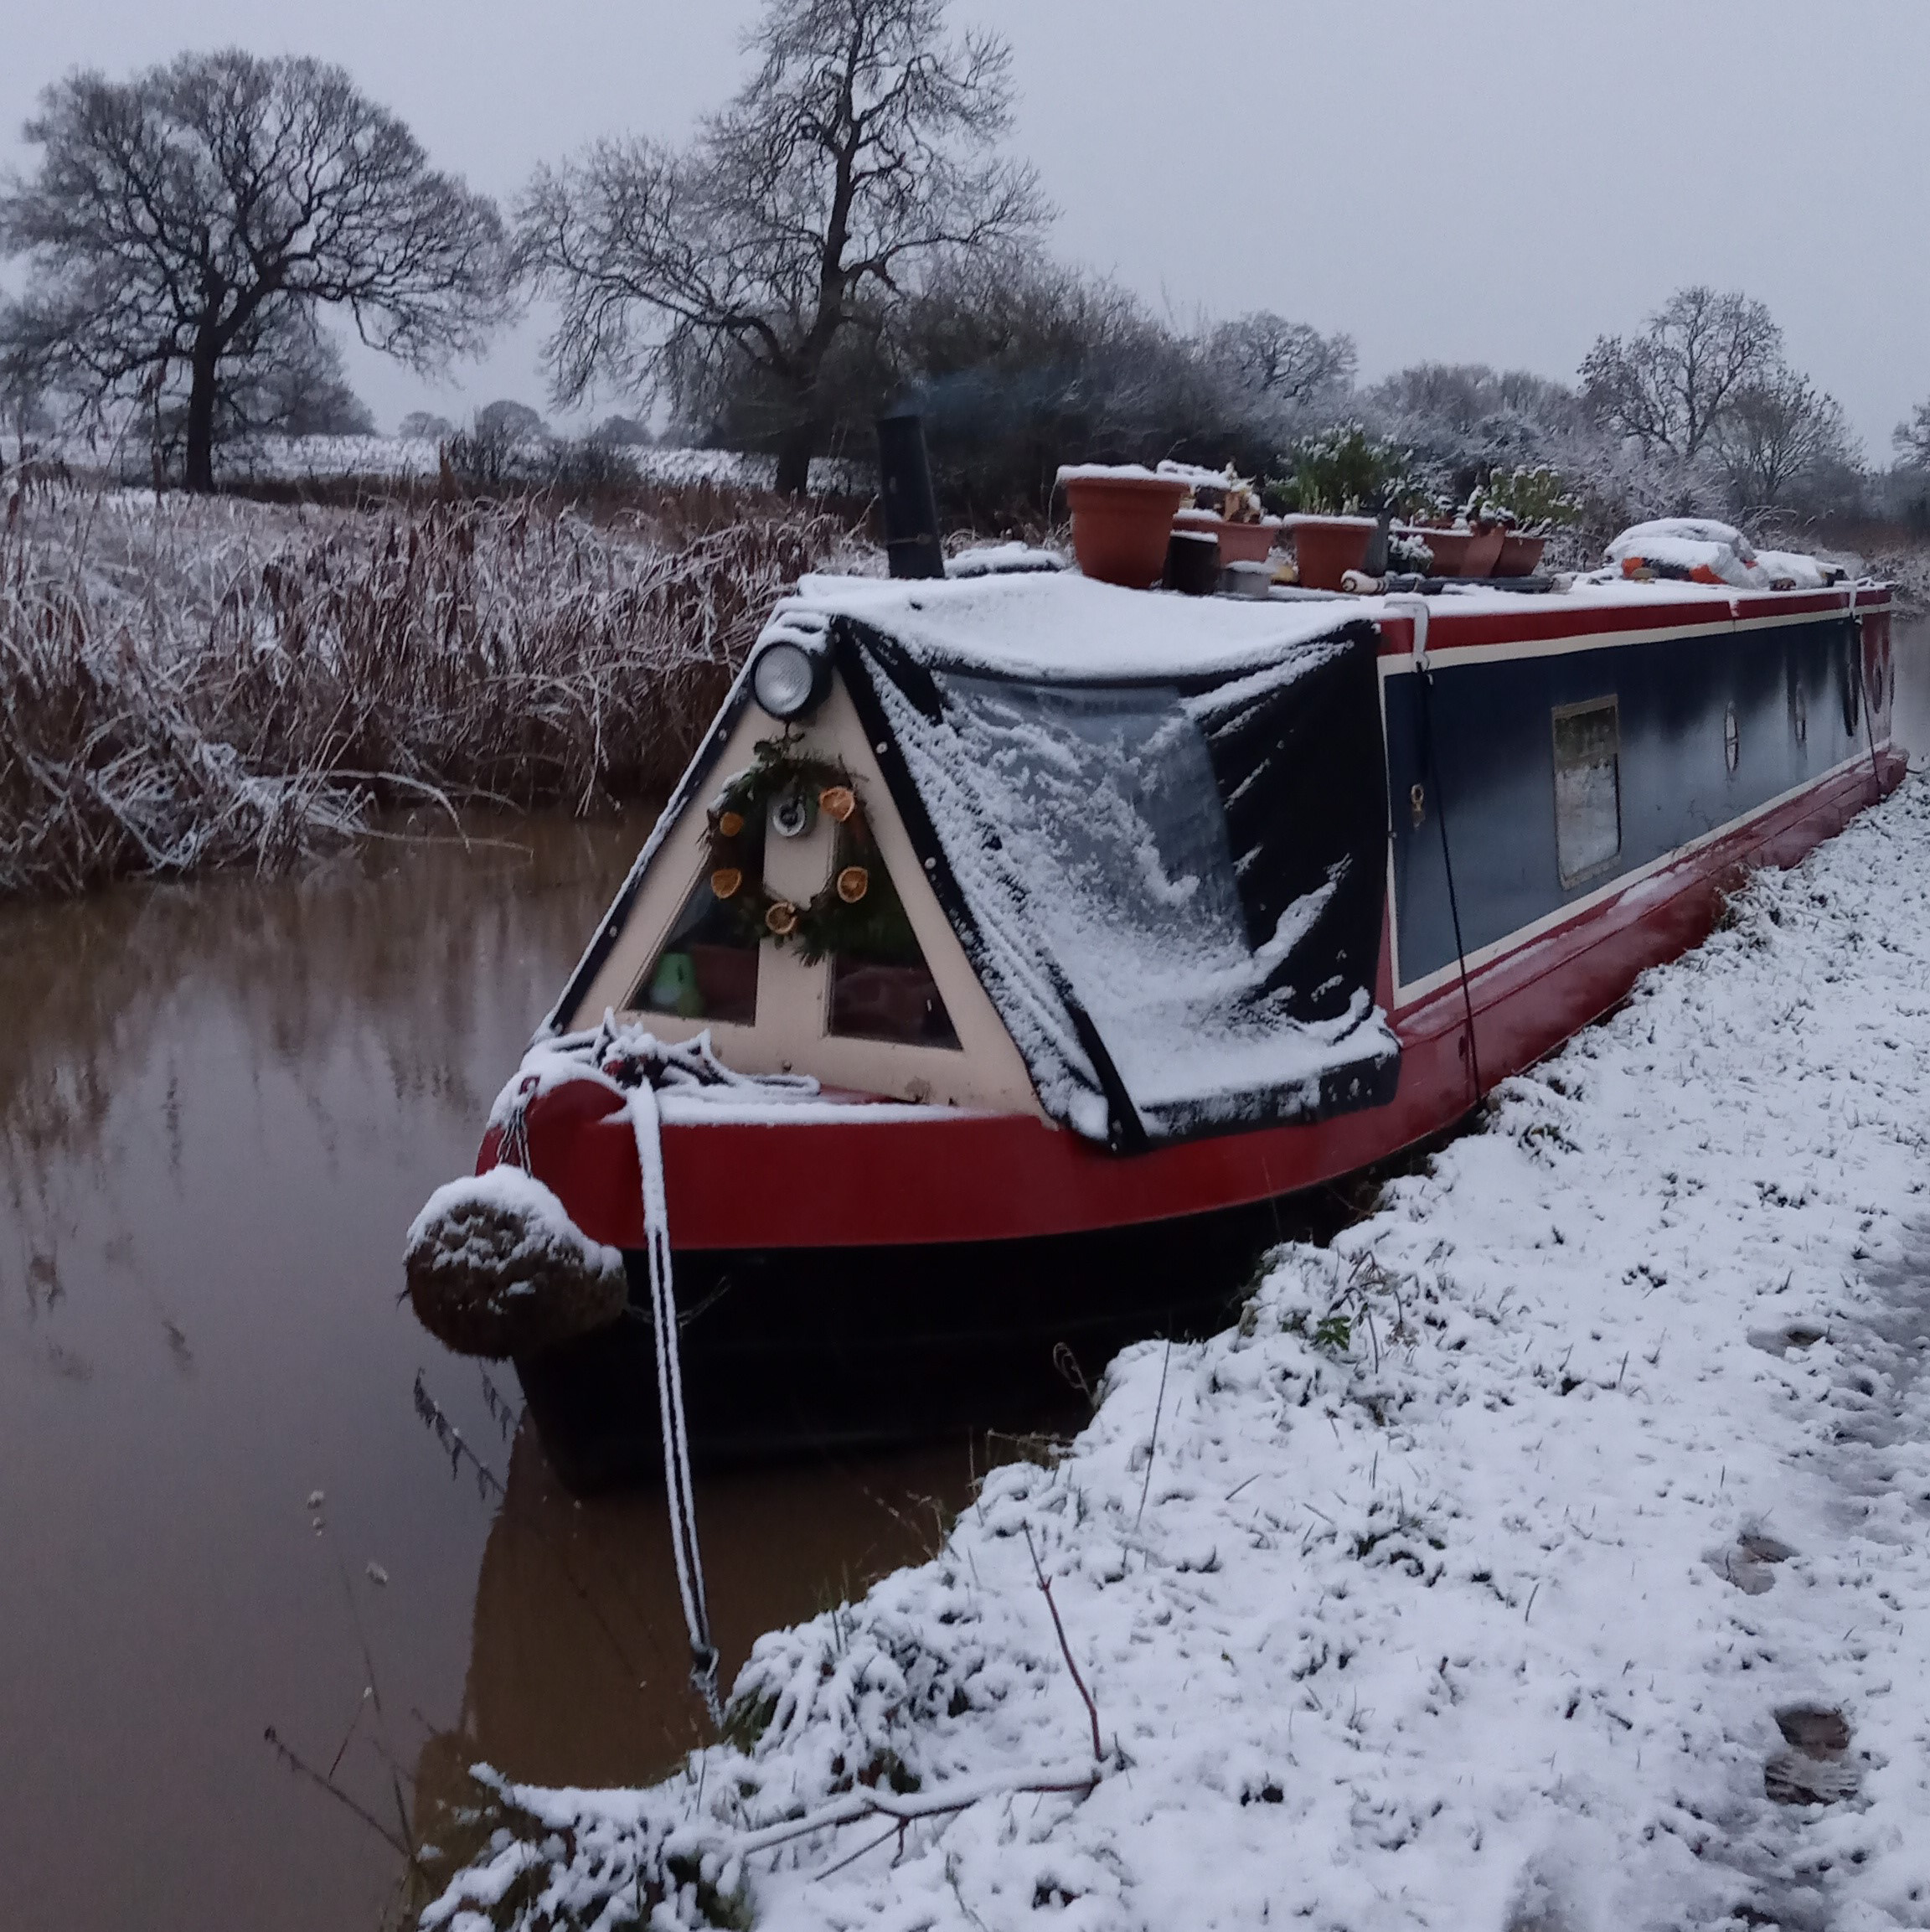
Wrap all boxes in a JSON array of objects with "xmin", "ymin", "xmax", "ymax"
[{"xmin": 876, "ymin": 411, "xmax": 945, "ymax": 581}]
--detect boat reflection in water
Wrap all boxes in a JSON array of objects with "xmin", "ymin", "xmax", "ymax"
[{"xmin": 411, "ymin": 1418, "xmax": 983, "ymax": 1846}]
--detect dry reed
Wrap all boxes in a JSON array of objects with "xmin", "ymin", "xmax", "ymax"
[{"xmin": 0, "ymin": 481, "xmax": 859, "ymax": 896}]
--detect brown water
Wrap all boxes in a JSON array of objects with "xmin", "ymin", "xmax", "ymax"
[{"xmin": 0, "ymin": 819, "xmax": 978, "ymax": 1932}]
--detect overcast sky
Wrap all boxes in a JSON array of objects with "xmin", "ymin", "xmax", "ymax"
[{"xmin": 4, "ymin": 0, "xmax": 1926, "ymax": 452}]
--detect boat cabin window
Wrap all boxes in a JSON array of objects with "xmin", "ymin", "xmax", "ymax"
[
  {"xmin": 1552, "ymin": 697, "xmax": 1622, "ymax": 886},
  {"xmin": 825, "ymin": 823, "xmax": 960, "ymax": 1048},
  {"xmin": 634, "ymin": 814, "xmax": 766, "ymax": 1025}
]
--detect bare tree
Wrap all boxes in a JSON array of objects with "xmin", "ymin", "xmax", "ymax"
[
  {"xmin": 0, "ymin": 50, "xmax": 503, "ymax": 491},
  {"xmin": 1893, "ymin": 399, "xmax": 1930, "ymax": 473},
  {"xmin": 513, "ymin": 0, "xmax": 1047, "ymax": 493},
  {"xmin": 1716, "ymin": 363, "xmax": 1858, "ymax": 509},
  {"xmin": 1579, "ymin": 286, "xmax": 1781, "ymax": 462},
  {"xmin": 1207, "ymin": 312, "xmax": 1356, "ymax": 407},
  {"xmin": 221, "ymin": 308, "xmax": 374, "ymax": 437}
]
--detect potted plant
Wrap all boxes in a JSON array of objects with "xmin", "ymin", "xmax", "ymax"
[
  {"xmin": 1394, "ymin": 512, "xmax": 1470, "ymax": 576},
  {"xmin": 1057, "ymin": 464, "xmax": 1189, "ymax": 587},
  {"xmin": 1267, "ymin": 426, "xmax": 1416, "ymax": 590},
  {"xmin": 1160, "ymin": 461, "xmax": 1281, "ymax": 566},
  {"xmin": 1472, "ymin": 467, "xmax": 1582, "ymax": 576}
]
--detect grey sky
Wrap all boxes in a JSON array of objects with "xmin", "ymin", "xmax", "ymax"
[{"xmin": 5, "ymin": 0, "xmax": 1926, "ymax": 454}]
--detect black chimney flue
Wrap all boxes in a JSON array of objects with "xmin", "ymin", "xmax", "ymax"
[{"xmin": 876, "ymin": 410, "xmax": 945, "ymax": 580}]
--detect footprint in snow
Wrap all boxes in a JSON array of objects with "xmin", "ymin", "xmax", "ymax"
[
  {"xmin": 1764, "ymin": 1704, "xmax": 1860, "ymax": 1806},
  {"xmin": 1704, "ymin": 1532, "xmax": 1795, "ymax": 1596},
  {"xmin": 1746, "ymin": 1321, "xmax": 1827, "ymax": 1356}
]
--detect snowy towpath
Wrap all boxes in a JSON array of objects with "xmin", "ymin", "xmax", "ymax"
[{"xmin": 428, "ymin": 781, "xmax": 1930, "ymax": 1932}]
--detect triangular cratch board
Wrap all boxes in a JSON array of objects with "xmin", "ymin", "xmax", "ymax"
[{"xmin": 560, "ymin": 674, "xmax": 1047, "ymax": 1116}]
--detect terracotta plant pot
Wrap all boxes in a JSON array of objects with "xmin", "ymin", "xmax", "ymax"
[
  {"xmin": 1401, "ymin": 524, "xmax": 1471, "ymax": 576},
  {"xmin": 1459, "ymin": 521, "xmax": 1506, "ymax": 576},
  {"xmin": 1495, "ymin": 532, "xmax": 1548, "ymax": 577},
  {"xmin": 1174, "ymin": 508, "xmax": 1279, "ymax": 566},
  {"xmin": 1284, "ymin": 514, "xmax": 1378, "ymax": 591},
  {"xmin": 1062, "ymin": 472, "xmax": 1189, "ymax": 587}
]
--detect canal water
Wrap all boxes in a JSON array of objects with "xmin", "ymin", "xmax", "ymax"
[{"xmin": 0, "ymin": 817, "xmax": 980, "ymax": 1932}]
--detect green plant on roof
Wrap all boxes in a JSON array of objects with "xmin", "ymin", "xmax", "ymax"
[
  {"xmin": 1464, "ymin": 465, "xmax": 1582, "ymax": 534},
  {"xmin": 1267, "ymin": 425, "xmax": 1427, "ymax": 518}
]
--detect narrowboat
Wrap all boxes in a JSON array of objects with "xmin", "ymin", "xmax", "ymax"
[{"xmin": 406, "ymin": 517, "xmax": 1901, "ymax": 1486}]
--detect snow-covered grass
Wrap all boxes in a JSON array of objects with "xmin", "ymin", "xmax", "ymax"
[
  {"xmin": 421, "ymin": 777, "xmax": 1930, "ymax": 1932},
  {"xmin": 0, "ymin": 486, "xmax": 859, "ymax": 895},
  {"xmin": 104, "ymin": 433, "xmax": 871, "ymax": 498}
]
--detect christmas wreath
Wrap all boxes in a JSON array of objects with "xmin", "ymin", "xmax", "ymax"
[{"xmin": 704, "ymin": 736, "xmax": 922, "ymax": 966}]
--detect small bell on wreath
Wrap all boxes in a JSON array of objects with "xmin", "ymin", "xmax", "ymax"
[
  {"xmin": 716, "ymin": 809, "xmax": 746, "ymax": 839},
  {"xmin": 836, "ymin": 865, "xmax": 870, "ymax": 904},
  {"xmin": 765, "ymin": 899, "xmax": 799, "ymax": 938},
  {"xmin": 819, "ymin": 785, "xmax": 857, "ymax": 824},
  {"xmin": 710, "ymin": 867, "xmax": 743, "ymax": 900}
]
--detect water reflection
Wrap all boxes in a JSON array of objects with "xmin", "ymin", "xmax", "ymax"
[
  {"xmin": 0, "ymin": 815, "xmax": 979, "ymax": 1932},
  {"xmin": 413, "ymin": 1423, "xmax": 972, "ymax": 1822}
]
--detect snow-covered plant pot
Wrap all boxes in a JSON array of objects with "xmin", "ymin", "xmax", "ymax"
[
  {"xmin": 1400, "ymin": 524, "xmax": 1470, "ymax": 576},
  {"xmin": 1283, "ymin": 514, "xmax": 1378, "ymax": 591},
  {"xmin": 1462, "ymin": 521, "xmax": 1506, "ymax": 576},
  {"xmin": 1495, "ymin": 531, "xmax": 1548, "ymax": 576},
  {"xmin": 1174, "ymin": 508, "xmax": 1280, "ymax": 566},
  {"xmin": 1058, "ymin": 467, "xmax": 1189, "ymax": 587},
  {"xmin": 405, "ymin": 1165, "xmax": 628, "ymax": 1359}
]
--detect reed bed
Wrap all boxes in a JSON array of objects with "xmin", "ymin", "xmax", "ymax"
[{"xmin": 0, "ymin": 483, "xmax": 859, "ymax": 896}]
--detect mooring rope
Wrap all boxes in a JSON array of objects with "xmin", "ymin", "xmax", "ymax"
[
  {"xmin": 1390, "ymin": 595, "xmax": 1484, "ymax": 1108},
  {"xmin": 622, "ymin": 1075, "xmax": 721, "ymax": 1722}
]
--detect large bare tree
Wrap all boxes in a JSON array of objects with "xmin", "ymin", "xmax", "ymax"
[
  {"xmin": 1716, "ymin": 363, "xmax": 1858, "ymax": 510},
  {"xmin": 1580, "ymin": 286, "xmax": 1781, "ymax": 462},
  {"xmin": 1207, "ymin": 312, "xmax": 1356, "ymax": 409},
  {"xmin": 513, "ymin": 0, "xmax": 1047, "ymax": 493},
  {"xmin": 0, "ymin": 50, "xmax": 503, "ymax": 491}
]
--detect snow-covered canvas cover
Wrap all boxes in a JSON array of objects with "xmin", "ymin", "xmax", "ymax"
[{"xmin": 784, "ymin": 575, "xmax": 1399, "ymax": 1146}]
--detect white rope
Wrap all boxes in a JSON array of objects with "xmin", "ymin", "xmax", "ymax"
[
  {"xmin": 505, "ymin": 1018, "xmax": 818, "ymax": 1727},
  {"xmin": 625, "ymin": 1076, "xmax": 721, "ymax": 1723}
]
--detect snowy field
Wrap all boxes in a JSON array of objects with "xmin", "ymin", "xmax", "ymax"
[
  {"xmin": 425, "ymin": 772, "xmax": 1930, "ymax": 1932},
  {"xmin": 215, "ymin": 435, "xmax": 871, "ymax": 497},
  {"xmin": 2, "ymin": 431, "xmax": 873, "ymax": 497}
]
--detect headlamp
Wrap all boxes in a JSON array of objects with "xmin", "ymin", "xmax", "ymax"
[{"xmin": 751, "ymin": 640, "xmax": 828, "ymax": 720}]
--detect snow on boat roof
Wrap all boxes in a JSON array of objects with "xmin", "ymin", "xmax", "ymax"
[
  {"xmin": 771, "ymin": 571, "xmax": 1365, "ymax": 680},
  {"xmin": 766, "ymin": 566, "xmax": 1881, "ymax": 686}
]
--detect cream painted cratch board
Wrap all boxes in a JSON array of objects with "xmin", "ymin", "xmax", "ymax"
[{"xmin": 570, "ymin": 677, "xmax": 1045, "ymax": 1116}]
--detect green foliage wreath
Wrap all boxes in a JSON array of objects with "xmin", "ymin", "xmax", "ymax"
[{"xmin": 704, "ymin": 737, "xmax": 919, "ymax": 966}]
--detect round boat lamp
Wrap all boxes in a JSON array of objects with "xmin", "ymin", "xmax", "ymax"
[{"xmin": 751, "ymin": 640, "xmax": 827, "ymax": 720}]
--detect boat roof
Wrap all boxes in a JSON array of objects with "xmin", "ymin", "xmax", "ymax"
[{"xmin": 764, "ymin": 567, "xmax": 1888, "ymax": 685}]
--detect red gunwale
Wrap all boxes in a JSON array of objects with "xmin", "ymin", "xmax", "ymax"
[
  {"xmin": 1371, "ymin": 584, "xmax": 1888, "ymax": 660},
  {"xmin": 498, "ymin": 734, "xmax": 1903, "ymax": 1256}
]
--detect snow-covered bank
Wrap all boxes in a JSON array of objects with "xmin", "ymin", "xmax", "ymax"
[{"xmin": 427, "ymin": 780, "xmax": 1930, "ymax": 1932}]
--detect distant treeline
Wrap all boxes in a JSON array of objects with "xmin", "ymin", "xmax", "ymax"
[{"xmin": 3, "ymin": 0, "xmax": 1927, "ymax": 542}]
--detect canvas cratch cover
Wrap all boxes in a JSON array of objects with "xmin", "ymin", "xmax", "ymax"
[{"xmin": 832, "ymin": 594, "xmax": 1398, "ymax": 1148}]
